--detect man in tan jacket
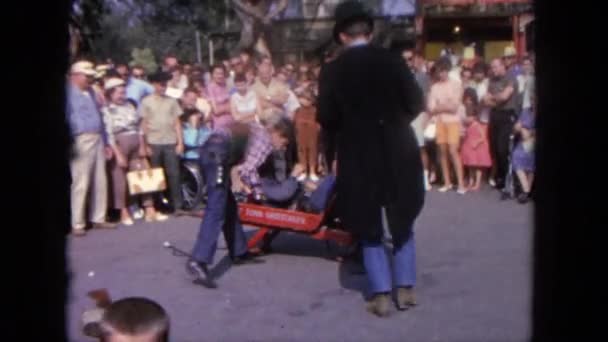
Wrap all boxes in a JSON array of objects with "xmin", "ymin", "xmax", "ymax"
[{"xmin": 251, "ymin": 62, "xmax": 289, "ymax": 124}]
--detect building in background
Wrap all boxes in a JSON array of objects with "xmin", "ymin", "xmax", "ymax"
[
  {"xmin": 416, "ymin": 0, "xmax": 533, "ymax": 61},
  {"xmin": 271, "ymin": 0, "xmax": 417, "ymax": 63}
]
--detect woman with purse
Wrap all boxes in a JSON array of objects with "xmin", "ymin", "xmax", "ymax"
[{"xmin": 102, "ymin": 78, "xmax": 168, "ymax": 225}]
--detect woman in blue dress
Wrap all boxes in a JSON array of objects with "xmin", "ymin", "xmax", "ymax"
[{"xmin": 512, "ymin": 94, "xmax": 536, "ymax": 204}]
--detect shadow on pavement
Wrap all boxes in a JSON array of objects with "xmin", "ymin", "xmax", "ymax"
[{"xmin": 337, "ymin": 249, "xmax": 368, "ymax": 301}]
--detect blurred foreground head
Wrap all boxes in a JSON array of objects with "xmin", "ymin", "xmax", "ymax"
[{"xmin": 99, "ymin": 297, "xmax": 170, "ymax": 342}]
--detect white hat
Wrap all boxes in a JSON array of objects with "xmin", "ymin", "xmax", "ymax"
[
  {"xmin": 71, "ymin": 61, "xmax": 96, "ymax": 76},
  {"xmin": 463, "ymin": 47, "xmax": 475, "ymax": 60},
  {"xmin": 504, "ymin": 46, "xmax": 517, "ymax": 57},
  {"xmin": 104, "ymin": 77, "xmax": 125, "ymax": 90},
  {"xmin": 94, "ymin": 64, "xmax": 111, "ymax": 79}
]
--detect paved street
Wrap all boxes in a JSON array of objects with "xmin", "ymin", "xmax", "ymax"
[{"xmin": 67, "ymin": 188, "xmax": 532, "ymax": 342}]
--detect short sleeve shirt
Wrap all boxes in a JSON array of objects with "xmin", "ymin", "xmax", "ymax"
[
  {"xmin": 140, "ymin": 94, "xmax": 182, "ymax": 145},
  {"xmin": 488, "ymin": 74, "xmax": 519, "ymax": 111}
]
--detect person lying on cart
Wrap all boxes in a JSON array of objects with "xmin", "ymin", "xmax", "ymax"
[
  {"xmin": 243, "ymin": 157, "xmax": 338, "ymax": 253},
  {"xmin": 186, "ymin": 114, "xmax": 294, "ymax": 288}
]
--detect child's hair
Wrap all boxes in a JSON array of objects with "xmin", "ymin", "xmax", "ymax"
[
  {"xmin": 181, "ymin": 108, "xmax": 201, "ymax": 123},
  {"xmin": 99, "ymin": 297, "xmax": 169, "ymax": 342},
  {"xmin": 298, "ymin": 88, "xmax": 315, "ymax": 105},
  {"xmin": 472, "ymin": 61, "xmax": 487, "ymax": 76},
  {"xmin": 435, "ymin": 57, "xmax": 452, "ymax": 73},
  {"xmin": 463, "ymin": 88, "xmax": 479, "ymax": 117},
  {"xmin": 234, "ymin": 72, "xmax": 247, "ymax": 83}
]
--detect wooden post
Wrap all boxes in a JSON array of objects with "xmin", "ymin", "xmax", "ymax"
[
  {"xmin": 512, "ymin": 14, "xmax": 520, "ymax": 58},
  {"xmin": 195, "ymin": 30, "xmax": 202, "ymax": 64},
  {"xmin": 209, "ymin": 39, "xmax": 215, "ymax": 66}
]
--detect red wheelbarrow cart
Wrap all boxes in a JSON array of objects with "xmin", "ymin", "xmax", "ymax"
[{"xmin": 238, "ymin": 201, "xmax": 355, "ymax": 254}]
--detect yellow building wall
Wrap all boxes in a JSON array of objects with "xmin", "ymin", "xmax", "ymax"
[
  {"xmin": 484, "ymin": 41, "xmax": 514, "ymax": 61},
  {"xmin": 425, "ymin": 41, "xmax": 515, "ymax": 62},
  {"xmin": 424, "ymin": 42, "xmax": 465, "ymax": 61}
]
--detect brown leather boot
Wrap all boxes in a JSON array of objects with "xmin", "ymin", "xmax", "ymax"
[
  {"xmin": 396, "ymin": 287, "xmax": 417, "ymax": 311},
  {"xmin": 366, "ymin": 293, "xmax": 391, "ymax": 317}
]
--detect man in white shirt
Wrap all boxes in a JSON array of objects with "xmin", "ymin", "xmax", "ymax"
[
  {"xmin": 471, "ymin": 62, "xmax": 490, "ymax": 123},
  {"xmin": 521, "ymin": 56, "xmax": 535, "ymax": 110}
]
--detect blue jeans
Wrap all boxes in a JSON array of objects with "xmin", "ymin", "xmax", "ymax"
[
  {"xmin": 361, "ymin": 219, "xmax": 416, "ymax": 294},
  {"xmin": 191, "ymin": 135, "xmax": 248, "ymax": 264}
]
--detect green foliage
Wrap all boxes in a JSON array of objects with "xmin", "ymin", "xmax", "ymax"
[
  {"xmin": 83, "ymin": 0, "xmax": 235, "ymax": 63},
  {"xmin": 129, "ymin": 48, "xmax": 158, "ymax": 74}
]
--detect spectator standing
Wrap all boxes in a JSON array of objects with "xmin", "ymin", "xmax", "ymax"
[
  {"xmin": 115, "ymin": 64, "xmax": 130, "ymax": 82},
  {"xmin": 102, "ymin": 78, "xmax": 168, "ymax": 225},
  {"xmin": 67, "ymin": 61, "xmax": 116, "ymax": 236},
  {"xmin": 245, "ymin": 67, "xmax": 257, "ymax": 86},
  {"xmin": 294, "ymin": 90, "xmax": 320, "ymax": 181},
  {"xmin": 182, "ymin": 88, "xmax": 212, "ymax": 122},
  {"xmin": 162, "ymin": 55, "xmax": 179, "ymax": 72},
  {"xmin": 252, "ymin": 62, "xmax": 290, "ymax": 124},
  {"xmin": 427, "ymin": 58, "xmax": 467, "ymax": 194},
  {"xmin": 140, "ymin": 71, "xmax": 186, "ymax": 215},
  {"xmin": 484, "ymin": 58, "xmax": 519, "ymax": 190},
  {"xmin": 503, "ymin": 46, "xmax": 522, "ymax": 78},
  {"xmin": 460, "ymin": 89, "xmax": 492, "ymax": 191},
  {"xmin": 230, "ymin": 73, "xmax": 262, "ymax": 124},
  {"xmin": 206, "ymin": 64, "xmax": 235, "ymax": 130},
  {"xmin": 131, "ymin": 65, "xmax": 146, "ymax": 80},
  {"xmin": 228, "ymin": 55, "xmax": 245, "ymax": 89},
  {"xmin": 512, "ymin": 91, "xmax": 536, "ymax": 203},
  {"xmin": 520, "ymin": 56, "xmax": 535, "ymax": 111},
  {"xmin": 182, "ymin": 108, "xmax": 211, "ymax": 161},
  {"xmin": 460, "ymin": 67, "xmax": 475, "ymax": 90},
  {"xmin": 403, "ymin": 48, "xmax": 432, "ymax": 190},
  {"xmin": 282, "ymin": 63, "xmax": 297, "ymax": 89},
  {"xmin": 126, "ymin": 67, "xmax": 154, "ymax": 107}
]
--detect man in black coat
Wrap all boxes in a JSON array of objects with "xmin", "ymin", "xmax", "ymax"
[{"xmin": 317, "ymin": 1, "xmax": 425, "ymax": 317}]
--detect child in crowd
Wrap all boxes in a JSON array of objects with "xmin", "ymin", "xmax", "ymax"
[
  {"xmin": 230, "ymin": 73, "xmax": 261, "ymax": 124},
  {"xmin": 460, "ymin": 88, "xmax": 492, "ymax": 191},
  {"xmin": 512, "ymin": 92, "xmax": 536, "ymax": 204},
  {"xmin": 181, "ymin": 108, "xmax": 211, "ymax": 161},
  {"xmin": 293, "ymin": 89, "xmax": 320, "ymax": 182}
]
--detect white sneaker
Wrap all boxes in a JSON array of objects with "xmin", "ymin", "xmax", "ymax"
[
  {"xmin": 121, "ymin": 218, "xmax": 134, "ymax": 226},
  {"xmin": 297, "ymin": 174, "xmax": 307, "ymax": 182},
  {"xmin": 132, "ymin": 209, "xmax": 144, "ymax": 220},
  {"xmin": 154, "ymin": 213, "xmax": 169, "ymax": 222},
  {"xmin": 456, "ymin": 188, "xmax": 467, "ymax": 195},
  {"xmin": 438, "ymin": 185, "xmax": 452, "ymax": 193},
  {"xmin": 489, "ymin": 178, "xmax": 496, "ymax": 187},
  {"xmin": 310, "ymin": 173, "xmax": 319, "ymax": 182}
]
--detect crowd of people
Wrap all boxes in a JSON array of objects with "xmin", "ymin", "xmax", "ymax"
[
  {"xmin": 403, "ymin": 45, "xmax": 536, "ymax": 202},
  {"xmin": 66, "ymin": 0, "xmax": 537, "ymax": 326},
  {"xmin": 66, "ymin": 42, "xmax": 535, "ymax": 237}
]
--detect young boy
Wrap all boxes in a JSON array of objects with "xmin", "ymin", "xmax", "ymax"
[
  {"xmin": 293, "ymin": 89, "xmax": 320, "ymax": 181},
  {"xmin": 98, "ymin": 297, "xmax": 170, "ymax": 342},
  {"xmin": 140, "ymin": 71, "xmax": 186, "ymax": 215},
  {"xmin": 181, "ymin": 108, "xmax": 211, "ymax": 161}
]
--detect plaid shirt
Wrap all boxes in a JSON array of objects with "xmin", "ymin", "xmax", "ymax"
[{"xmin": 214, "ymin": 123, "xmax": 272, "ymax": 191}]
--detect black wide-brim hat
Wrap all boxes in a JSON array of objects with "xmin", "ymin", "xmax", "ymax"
[
  {"xmin": 333, "ymin": 0, "xmax": 374, "ymax": 44},
  {"xmin": 148, "ymin": 71, "xmax": 172, "ymax": 83}
]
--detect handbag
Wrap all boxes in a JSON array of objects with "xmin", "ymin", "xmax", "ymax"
[
  {"xmin": 424, "ymin": 118, "xmax": 437, "ymax": 140},
  {"xmin": 126, "ymin": 158, "xmax": 167, "ymax": 195}
]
